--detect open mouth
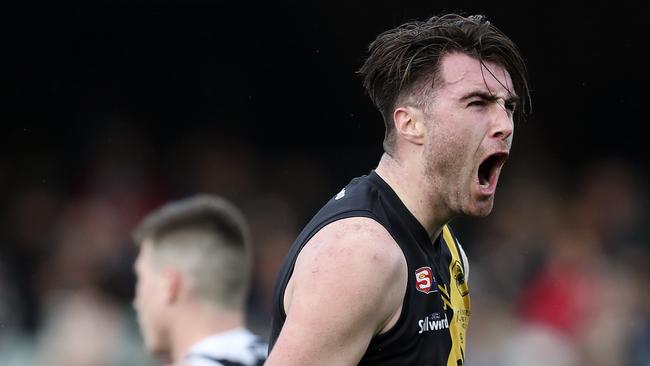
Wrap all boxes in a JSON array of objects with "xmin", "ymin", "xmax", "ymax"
[{"xmin": 478, "ymin": 152, "xmax": 509, "ymax": 188}]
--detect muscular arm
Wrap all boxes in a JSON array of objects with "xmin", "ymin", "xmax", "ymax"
[{"xmin": 265, "ymin": 217, "xmax": 407, "ymax": 366}]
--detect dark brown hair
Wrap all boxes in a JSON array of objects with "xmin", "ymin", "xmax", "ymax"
[{"xmin": 359, "ymin": 14, "xmax": 531, "ymax": 153}]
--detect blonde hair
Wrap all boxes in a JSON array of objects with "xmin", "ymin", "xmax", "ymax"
[{"xmin": 133, "ymin": 194, "xmax": 251, "ymax": 310}]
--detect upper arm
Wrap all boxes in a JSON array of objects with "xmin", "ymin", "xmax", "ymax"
[{"xmin": 266, "ymin": 217, "xmax": 407, "ymax": 366}]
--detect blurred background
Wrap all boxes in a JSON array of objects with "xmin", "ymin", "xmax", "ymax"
[{"xmin": 2, "ymin": 1, "xmax": 648, "ymax": 365}]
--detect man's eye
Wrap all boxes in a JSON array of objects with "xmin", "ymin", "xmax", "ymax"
[
  {"xmin": 468, "ymin": 100, "xmax": 485, "ymax": 107},
  {"xmin": 505, "ymin": 102, "xmax": 517, "ymax": 112}
]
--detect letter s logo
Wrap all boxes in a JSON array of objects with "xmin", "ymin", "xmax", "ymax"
[{"xmin": 415, "ymin": 266, "xmax": 436, "ymax": 294}]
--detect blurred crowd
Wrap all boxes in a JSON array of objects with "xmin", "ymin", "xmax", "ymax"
[
  {"xmin": 464, "ymin": 156, "xmax": 650, "ymax": 366},
  {"xmin": 1, "ymin": 125, "xmax": 648, "ymax": 366}
]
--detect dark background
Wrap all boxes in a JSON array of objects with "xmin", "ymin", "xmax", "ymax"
[{"xmin": 5, "ymin": 0, "xmax": 648, "ymax": 186}]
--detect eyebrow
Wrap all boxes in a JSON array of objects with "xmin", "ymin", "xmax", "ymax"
[{"xmin": 460, "ymin": 90, "xmax": 520, "ymax": 105}]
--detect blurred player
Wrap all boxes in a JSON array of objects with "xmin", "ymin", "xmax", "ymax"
[
  {"xmin": 132, "ymin": 195, "xmax": 266, "ymax": 366},
  {"xmin": 267, "ymin": 14, "xmax": 530, "ymax": 365}
]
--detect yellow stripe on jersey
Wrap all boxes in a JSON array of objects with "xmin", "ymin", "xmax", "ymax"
[
  {"xmin": 442, "ymin": 225, "xmax": 471, "ymax": 366},
  {"xmin": 437, "ymin": 284, "xmax": 450, "ymax": 298}
]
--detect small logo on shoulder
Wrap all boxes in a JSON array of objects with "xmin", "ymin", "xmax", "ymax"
[
  {"xmin": 415, "ymin": 266, "xmax": 436, "ymax": 294},
  {"xmin": 335, "ymin": 188, "xmax": 346, "ymax": 200},
  {"xmin": 452, "ymin": 260, "xmax": 469, "ymax": 297}
]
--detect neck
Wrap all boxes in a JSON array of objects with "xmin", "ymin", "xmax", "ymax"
[
  {"xmin": 375, "ymin": 152, "xmax": 452, "ymax": 240},
  {"xmin": 169, "ymin": 302, "xmax": 244, "ymax": 364}
]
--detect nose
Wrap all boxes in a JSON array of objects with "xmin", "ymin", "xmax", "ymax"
[{"xmin": 490, "ymin": 105, "xmax": 514, "ymax": 142}]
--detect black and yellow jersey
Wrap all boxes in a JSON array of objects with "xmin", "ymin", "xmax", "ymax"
[{"xmin": 269, "ymin": 171, "xmax": 471, "ymax": 365}]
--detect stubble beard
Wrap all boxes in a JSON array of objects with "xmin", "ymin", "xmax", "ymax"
[{"xmin": 422, "ymin": 140, "xmax": 458, "ymax": 219}]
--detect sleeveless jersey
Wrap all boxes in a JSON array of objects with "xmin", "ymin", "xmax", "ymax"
[{"xmin": 269, "ymin": 171, "xmax": 471, "ymax": 365}]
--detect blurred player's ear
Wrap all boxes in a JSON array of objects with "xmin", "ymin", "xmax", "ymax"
[
  {"xmin": 393, "ymin": 106, "xmax": 425, "ymax": 145},
  {"xmin": 163, "ymin": 268, "xmax": 183, "ymax": 304}
]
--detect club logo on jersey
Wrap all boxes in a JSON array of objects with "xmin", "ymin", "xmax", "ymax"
[
  {"xmin": 415, "ymin": 266, "xmax": 436, "ymax": 294},
  {"xmin": 452, "ymin": 260, "xmax": 469, "ymax": 297},
  {"xmin": 334, "ymin": 188, "xmax": 346, "ymax": 200}
]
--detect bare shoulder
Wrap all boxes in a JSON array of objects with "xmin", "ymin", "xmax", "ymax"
[
  {"xmin": 285, "ymin": 216, "xmax": 407, "ymax": 323},
  {"xmin": 301, "ymin": 216, "xmax": 404, "ymax": 261},
  {"xmin": 296, "ymin": 216, "xmax": 406, "ymax": 282},
  {"xmin": 271, "ymin": 217, "xmax": 407, "ymax": 365}
]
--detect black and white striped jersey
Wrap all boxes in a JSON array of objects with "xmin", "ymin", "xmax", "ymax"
[{"xmin": 184, "ymin": 328, "xmax": 267, "ymax": 366}]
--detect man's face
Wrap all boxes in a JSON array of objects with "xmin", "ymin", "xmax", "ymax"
[
  {"xmin": 421, "ymin": 52, "xmax": 517, "ymax": 217},
  {"xmin": 133, "ymin": 240, "xmax": 170, "ymax": 356}
]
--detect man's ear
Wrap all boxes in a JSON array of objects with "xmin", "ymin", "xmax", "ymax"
[
  {"xmin": 162, "ymin": 268, "xmax": 182, "ymax": 305},
  {"xmin": 393, "ymin": 106, "xmax": 425, "ymax": 145}
]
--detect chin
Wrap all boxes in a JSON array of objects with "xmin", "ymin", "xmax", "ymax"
[
  {"xmin": 143, "ymin": 331, "xmax": 166, "ymax": 356},
  {"xmin": 474, "ymin": 207, "xmax": 493, "ymax": 217},
  {"xmin": 149, "ymin": 342, "xmax": 171, "ymax": 360},
  {"xmin": 464, "ymin": 200, "xmax": 494, "ymax": 217},
  {"xmin": 143, "ymin": 337, "xmax": 157, "ymax": 354}
]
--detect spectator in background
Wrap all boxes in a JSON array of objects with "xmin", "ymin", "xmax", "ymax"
[
  {"xmin": 241, "ymin": 195, "xmax": 299, "ymax": 340},
  {"xmin": 466, "ymin": 159, "xmax": 649, "ymax": 366},
  {"xmin": 132, "ymin": 195, "xmax": 267, "ymax": 366},
  {"xmin": 27, "ymin": 196, "xmax": 150, "ymax": 366}
]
